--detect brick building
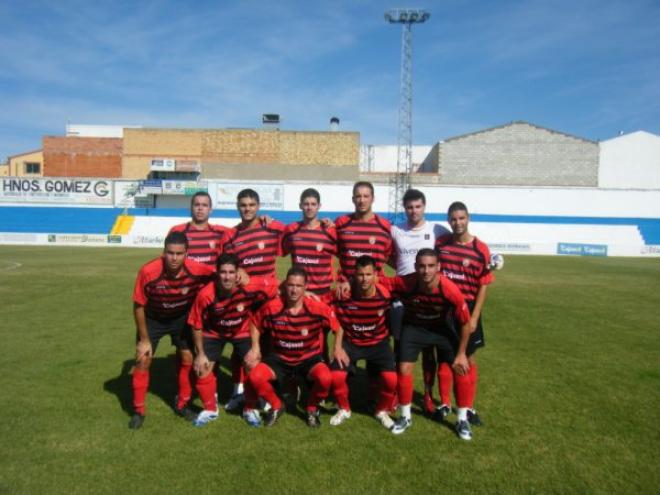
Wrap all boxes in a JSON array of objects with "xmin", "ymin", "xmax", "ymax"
[{"xmin": 43, "ymin": 137, "xmax": 123, "ymax": 177}]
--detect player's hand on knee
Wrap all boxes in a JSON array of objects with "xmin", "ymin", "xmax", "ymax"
[
  {"xmin": 194, "ymin": 354, "xmax": 210, "ymax": 376},
  {"xmin": 333, "ymin": 346, "xmax": 350, "ymax": 369},
  {"xmin": 452, "ymin": 353, "xmax": 470, "ymax": 376},
  {"xmin": 244, "ymin": 349, "xmax": 261, "ymax": 369},
  {"xmin": 136, "ymin": 340, "xmax": 152, "ymax": 363}
]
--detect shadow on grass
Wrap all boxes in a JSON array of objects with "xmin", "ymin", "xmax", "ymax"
[{"xmin": 103, "ymin": 354, "xmax": 233, "ymax": 417}]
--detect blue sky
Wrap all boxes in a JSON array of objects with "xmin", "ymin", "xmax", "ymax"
[{"xmin": 1, "ymin": 0, "xmax": 659, "ymax": 160}]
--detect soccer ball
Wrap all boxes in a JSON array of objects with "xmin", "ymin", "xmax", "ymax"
[{"xmin": 489, "ymin": 253, "xmax": 504, "ymax": 271}]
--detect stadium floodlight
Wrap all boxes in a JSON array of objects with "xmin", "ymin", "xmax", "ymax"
[{"xmin": 385, "ymin": 8, "xmax": 430, "ymax": 223}]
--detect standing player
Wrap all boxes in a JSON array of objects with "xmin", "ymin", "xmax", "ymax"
[
  {"xmin": 389, "ymin": 188, "xmax": 450, "ymax": 414},
  {"xmin": 244, "ymin": 267, "xmax": 339, "ymax": 428},
  {"xmin": 379, "ymin": 249, "xmax": 476, "ymax": 440},
  {"xmin": 168, "ymin": 191, "xmax": 232, "ymax": 267},
  {"xmin": 223, "ymin": 189, "xmax": 286, "ymax": 279},
  {"xmin": 335, "ymin": 181, "xmax": 393, "ymax": 280},
  {"xmin": 282, "ymin": 188, "xmax": 338, "ymax": 303},
  {"xmin": 435, "ymin": 201, "xmax": 494, "ymax": 427},
  {"xmin": 129, "ymin": 232, "xmax": 215, "ymax": 429},
  {"xmin": 329, "ymin": 256, "xmax": 397, "ymax": 430},
  {"xmin": 187, "ymin": 254, "xmax": 278, "ymax": 427}
]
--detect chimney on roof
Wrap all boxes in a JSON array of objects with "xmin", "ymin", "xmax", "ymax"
[{"xmin": 330, "ymin": 116, "xmax": 340, "ymax": 132}]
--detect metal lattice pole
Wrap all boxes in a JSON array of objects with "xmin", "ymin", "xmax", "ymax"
[{"xmin": 385, "ymin": 9, "xmax": 430, "ymax": 224}]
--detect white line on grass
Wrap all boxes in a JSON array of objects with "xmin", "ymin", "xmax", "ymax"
[{"xmin": 0, "ymin": 260, "xmax": 22, "ymax": 271}]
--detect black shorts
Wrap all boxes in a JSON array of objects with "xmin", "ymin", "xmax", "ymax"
[
  {"xmin": 263, "ymin": 354, "xmax": 326, "ymax": 388},
  {"xmin": 141, "ymin": 314, "xmax": 191, "ymax": 354},
  {"xmin": 389, "ymin": 301, "xmax": 404, "ymax": 341},
  {"xmin": 448, "ymin": 300, "xmax": 486, "ymax": 355},
  {"xmin": 330, "ymin": 339, "xmax": 396, "ymax": 374},
  {"xmin": 202, "ymin": 337, "xmax": 251, "ymax": 363},
  {"xmin": 398, "ymin": 324, "xmax": 458, "ymax": 364}
]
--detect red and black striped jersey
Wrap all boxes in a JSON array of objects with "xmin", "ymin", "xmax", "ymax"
[
  {"xmin": 435, "ymin": 234, "xmax": 494, "ymax": 301},
  {"xmin": 168, "ymin": 222, "xmax": 233, "ymax": 268},
  {"xmin": 133, "ymin": 257, "xmax": 215, "ymax": 320},
  {"xmin": 334, "ymin": 214, "xmax": 393, "ymax": 279},
  {"xmin": 380, "ymin": 275, "xmax": 470, "ymax": 329},
  {"xmin": 188, "ymin": 277, "xmax": 279, "ymax": 341},
  {"xmin": 252, "ymin": 296, "xmax": 340, "ymax": 365},
  {"xmin": 282, "ymin": 222, "xmax": 338, "ymax": 294},
  {"xmin": 223, "ymin": 221, "xmax": 285, "ymax": 278},
  {"xmin": 333, "ymin": 284, "xmax": 392, "ymax": 346}
]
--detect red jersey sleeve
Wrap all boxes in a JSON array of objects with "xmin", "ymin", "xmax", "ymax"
[
  {"xmin": 271, "ymin": 220, "xmax": 286, "ymax": 257},
  {"xmin": 188, "ymin": 283, "xmax": 215, "ymax": 329},
  {"xmin": 281, "ymin": 222, "xmax": 297, "ymax": 256},
  {"xmin": 440, "ymin": 277, "xmax": 471, "ymax": 325},
  {"xmin": 245, "ymin": 276, "xmax": 279, "ymax": 307},
  {"xmin": 475, "ymin": 239, "xmax": 495, "ymax": 286},
  {"xmin": 132, "ymin": 265, "xmax": 150, "ymax": 306},
  {"xmin": 378, "ymin": 275, "xmax": 407, "ymax": 293},
  {"xmin": 250, "ymin": 304, "xmax": 268, "ymax": 334}
]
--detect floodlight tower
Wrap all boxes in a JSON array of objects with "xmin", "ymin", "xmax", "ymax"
[{"xmin": 385, "ymin": 8, "xmax": 430, "ymax": 223}]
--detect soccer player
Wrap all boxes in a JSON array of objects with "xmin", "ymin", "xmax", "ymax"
[
  {"xmin": 329, "ymin": 256, "xmax": 397, "ymax": 430},
  {"xmin": 282, "ymin": 188, "xmax": 338, "ymax": 303},
  {"xmin": 129, "ymin": 232, "xmax": 215, "ymax": 429},
  {"xmin": 168, "ymin": 191, "xmax": 232, "ymax": 267},
  {"xmin": 379, "ymin": 249, "xmax": 475, "ymax": 440},
  {"xmin": 244, "ymin": 267, "xmax": 339, "ymax": 428},
  {"xmin": 187, "ymin": 254, "xmax": 278, "ymax": 427},
  {"xmin": 434, "ymin": 201, "xmax": 494, "ymax": 428},
  {"xmin": 335, "ymin": 181, "xmax": 393, "ymax": 280},
  {"xmin": 389, "ymin": 188, "xmax": 450, "ymax": 414},
  {"xmin": 223, "ymin": 188, "xmax": 286, "ymax": 279}
]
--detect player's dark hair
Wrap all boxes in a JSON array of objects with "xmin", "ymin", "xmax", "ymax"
[
  {"xmin": 448, "ymin": 201, "xmax": 468, "ymax": 216},
  {"xmin": 216, "ymin": 253, "xmax": 239, "ymax": 271},
  {"xmin": 355, "ymin": 255, "xmax": 376, "ymax": 270},
  {"xmin": 352, "ymin": 181, "xmax": 374, "ymax": 196},
  {"xmin": 415, "ymin": 248, "xmax": 437, "ymax": 262},
  {"xmin": 237, "ymin": 188, "xmax": 260, "ymax": 204},
  {"xmin": 403, "ymin": 188, "xmax": 425, "ymax": 205},
  {"xmin": 164, "ymin": 231, "xmax": 188, "ymax": 249},
  {"xmin": 286, "ymin": 266, "xmax": 307, "ymax": 282},
  {"xmin": 190, "ymin": 191, "xmax": 212, "ymax": 207},
  {"xmin": 300, "ymin": 188, "xmax": 320, "ymax": 203}
]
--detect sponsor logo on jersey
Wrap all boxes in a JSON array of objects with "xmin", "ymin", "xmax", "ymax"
[
  {"xmin": 163, "ymin": 300, "xmax": 187, "ymax": 309},
  {"xmin": 368, "ymin": 236, "xmax": 376, "ymax": 245},
  {"xmin": 191, "ymin": 255, "xmax": 211, "ymax": 263},
  {"xmin": 209, "ymin": 241, "xmax": 216, "ymax": 249},
  {"xmin": 243, "ymin": 256, "xmax": 264, "ymax": 265},
  {"xmin": 301, "ymin": 328, "xmax": 308, "ymax": 336},
  {"xmin": 258, "ymin": 241, "xmax": 265, "ymax": 250},
  {"xmin": 278, "ymin": 339, "xmax": 304, "ymax": 349},
  {"xmin": 181, "ymin": 287, "xmax": 189, "ymax": 295},
  {"xmin": 377, "ymin": 309, "xmax": 384, "ymax": 316},
  {"xmin": 352, "ymin": 323, "xmax": 376, "ymax": 332},
  {"xmin": 236, "ymin": 304, "xmax": 244, "ymax": 312},
  {"xmin": 444, "ymin": 271, "xmax": 466, "ymax": 281},
  {"xmin": 220, "ymin": 318, "xmax": 243, "ymax": 326},
  {"xmin": 462, "ymin": 258, "xmax": 470, "ymax": 267},
  {"xmin": 316, "ymin": 243, "xmax": 323, "ymax": 252},
  {"xmin": 295, "ymin": 255, "xmax": 320, "ymax": 265},
  {"xmin": 348, "ymin": 249, "xmax": 372, "ymax": 258},
  {"xmin": 424, "ymin": 234, "xmax": 430, "ymax": 240}
]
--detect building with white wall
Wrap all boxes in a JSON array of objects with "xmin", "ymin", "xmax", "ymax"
[{"xmin": 599, "ymin": 131, "xmax": 660, "ymax": 189}]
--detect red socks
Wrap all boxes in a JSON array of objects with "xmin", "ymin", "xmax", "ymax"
[
  {"xmin": 331, "ymin": 370, "xmax": 350, "ymax": 411},
  {"xmin": 176, "ymin": 360, "xmax": 194, "ymax": 409},
  {"xmin": 196, "ymin": 373, "xmax": 218, "ymax": 411},
  {"xmin": 248, "ymin": 363, "xmax": 282, "ymax": 410},
  {"xmin": 438, "ymin": 361, "xmax": 453, "ymax": 405},
  {"xmin": 306, "ymin": 364, "xmax": 332, "ymax": 412},
  {"xmin": 132, "ymin": 369, "xmax": 149, "ymax": 415},
  {"xmin": 397, "ymin": 373, "xmax": 414, "ymax": 406},
  {"xmin": 376, "ymin": 371, "xmax": 397, "ymax": 413}
]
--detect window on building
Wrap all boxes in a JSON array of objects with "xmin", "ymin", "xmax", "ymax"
[{"xmin": 25, "ymin": 162, "xmax": 40, "ymax": 174}]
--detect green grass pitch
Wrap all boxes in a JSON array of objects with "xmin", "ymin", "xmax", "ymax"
[{"xmin": 0, "ymin": 246, "xmax": 659, "ymax": 494}]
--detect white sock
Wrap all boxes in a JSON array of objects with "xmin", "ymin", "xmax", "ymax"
[
  {"xmin": 234, "ymin": 382, "xmax": 244, "ymax": 395},
  {"xmin": 399, "ymin": 404, "xmax": 412, "ymax": 420},
  {"xmin": 457, "ymin": 407, "xmax": 468, "ymax": 422}
]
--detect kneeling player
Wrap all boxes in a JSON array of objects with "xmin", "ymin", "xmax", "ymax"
[
  {"xmin": 129, "ymin": 232, "xmax": 215, "ymax": 429},
  {"xmin": 244, "ymin": 267, "xmax": 339, "ymax": 427},
  {"xmin": 330, "ymin": 255, "xmax": 397, "ymax": 429},
  {"xmin": 380, "ymin": 249, "xmax": 476, "ymax": 440},
  {"xmin": 188, "ymin": 254, "xmax": 278, "ymax": 427}
]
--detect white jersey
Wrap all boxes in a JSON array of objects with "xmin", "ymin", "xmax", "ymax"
[{"xmin": 391, "ymin": 221, "xmax": 450, "ymax": 275}]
